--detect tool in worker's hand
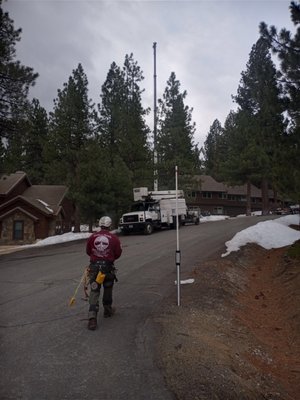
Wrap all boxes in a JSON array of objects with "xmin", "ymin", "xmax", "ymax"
[{"xmin": 69, "ymin": 267, "xmax": 89, "ymax": 306}]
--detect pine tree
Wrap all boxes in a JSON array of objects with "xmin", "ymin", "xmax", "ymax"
[
  {"xmin": 0, "ymin": 0, "xmax": 38, "ymax": 138},
  {"xmin": 260, "ymin": 1, "xmax": 300, "ymax": 132},
  {"xmin": 98, "ymin": 55, "xmax": 152, "ymax": 188},
  {"xmin": 22, "ymin": 99, "xmax": 48, "ymax": 183},
  {"xmin": 46, "ymin": 63, "xmax": 96, "ymax": 231},
  {"xmin": 260, "ymin": 1, "xmax": 300, "ymax": 202},
  {"xmin": 232, "ymin": 37, "xmax": 285, "ymax": 214},
  {"xmin": 203, "ymin": 119, "xmax": 223, "ymax": 177},
  {"xmin": 97, "ymin": 60, "xmax": 134, "ymax": 214},
  {"xmin": 1, "ymin": 110, "xmax": 25, "ymax": 172},
  {"xmin": 122, "ymin": 53, "xmax": 152, "ymax": 187},
  {"xmin": 221, "ymin": 110, "xmax": 261, "ymax": 215},
  {"xmin": 95, "ymin": 59, "xmax": 139, "ymax": 221},
  {"xmin": 157, "ymin": 72, "xmax": 200, "ymax": 190},
  {"xmin": 98, "ymin": 62, "xmax": 126, "ymax": 161},
  {"xmin": 76, "ymin": 140, "xmax": 132, "ymax": 229}
]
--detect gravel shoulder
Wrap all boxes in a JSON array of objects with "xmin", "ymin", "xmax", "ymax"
[{"xmin": 154, "ymin": 236, "xmax": 300, "ymax": 400}]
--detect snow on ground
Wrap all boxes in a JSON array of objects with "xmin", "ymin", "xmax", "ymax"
[
  {"xmin": 29, "ymin": 230, "xmax": 91, "ymax": 247},
  {"xmin": 222, "ymin": 214, "xmax": 300, "ymax": 257},
  {"xmin": 19, "ymin": 214, "xmax": 300, "ymax": 257}
]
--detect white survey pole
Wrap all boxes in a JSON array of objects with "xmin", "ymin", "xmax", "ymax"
[
  {"xmin": 153, "ymin": 42, "xmax": 158, "ymax": 191},
  {"xmin": 175, "ymin": 165, "xmax": 181, "ymax": 306}
]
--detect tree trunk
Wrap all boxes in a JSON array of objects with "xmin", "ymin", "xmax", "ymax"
[
  {"xmin": 73, "ymin": 204, "xmax": 81, "ymax": 233},
  {"xmin": 272, "ymin": 189, "xmax": 278, "ymax": 213},
  {"xmin": 261, "ymin": 178, "xmax": 269, "ymax": 216},
  {"xmin": 246, "ymin": 180, "xmax": 251, "ymax": 216}
]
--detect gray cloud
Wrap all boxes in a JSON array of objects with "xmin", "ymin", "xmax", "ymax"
[{"xmin": 4, "ymin": 0, "xmax": 294, "ymax": 147}]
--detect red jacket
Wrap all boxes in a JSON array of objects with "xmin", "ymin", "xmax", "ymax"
[{"xmin": 86, "ymin": 229, "xmax": 122, "ymax": 263}]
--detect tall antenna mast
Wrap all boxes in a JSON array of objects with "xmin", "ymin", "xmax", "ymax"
[{"xmin": 153, "ymin": 42, "xmax": 158, "ymax": 191}]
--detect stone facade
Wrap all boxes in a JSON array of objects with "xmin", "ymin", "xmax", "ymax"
[
  {"xmin": 0, "ymin": 172, "xmax": 74, "ymax": 245},
  {"xmin": 0, "ymin": 211, "xmax": 35, "ymax": 245}
]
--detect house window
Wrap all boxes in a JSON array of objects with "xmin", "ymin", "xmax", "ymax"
[
  {"xmin": 187, "ymin": 191, "xmax": 196, "ymax": 198},
  {"xmin": 13, "ymin": 220, "xmax": 24, "ymax": 240},
  {"xmin": 202, "ymin": 192, "xmax": 212, "ymax": 198}
]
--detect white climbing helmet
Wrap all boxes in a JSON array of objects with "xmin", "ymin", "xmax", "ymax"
[{"xmin": 99, "ymin": 216, "xmax": 112, "ymax": 228}]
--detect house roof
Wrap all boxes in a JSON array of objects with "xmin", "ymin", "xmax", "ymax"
[
  {"xmin": 0, "ymin": 171, "xmax": 31, "ymax": 195},
  {"xmin": 22, "ymin": 185, "xmax": 68, "ymax": 215},
  {"xmin": 196, "ymin": 175, "xmax": 227, "ymax": 192},
  {"xmin": 0, "ymin": 172, "xmax": 69, "ymax": 217},
  {"xmin": 227, "ymin": 184, "xmax": 262, "ymax": 197},
  {"xmin": 193, "ymin": 175, "xmax": 269, "ymax": 197}
]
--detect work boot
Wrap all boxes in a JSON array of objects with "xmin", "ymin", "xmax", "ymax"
[
  {"xmin": 103, "ymin": 305, "xmax": 115, "ymax": 318},
  {"xmin": 88, "ymin": 318, "xmax": 97, "ymax": 330}
]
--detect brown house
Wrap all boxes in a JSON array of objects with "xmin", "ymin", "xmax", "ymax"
[
  {"xmin": 186, "ymin": 175, "xmax": 279, "ymax": 217},
  {"xmin": 0, "ymin": 171, "xmax": 74, "ymax": 245}
]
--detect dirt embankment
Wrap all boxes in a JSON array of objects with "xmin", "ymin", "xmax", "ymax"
[{"xmin": 155, "ymin": 236, "xmax": 300, "ymax": 400}]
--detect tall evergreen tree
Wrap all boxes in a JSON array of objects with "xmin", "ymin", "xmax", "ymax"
[
  {"xmin": 122, "ymin": 53, "xmax": 152, "ymax": 187},
  {"xmin": 46, "ymin": 63, "xmax": 95, "ymax": 231},
  {"xmin": 1, "ymin": 109, "xmax": 25, "ymax": 172},
  {"xmin": 22, "ymin": 98, "xmax": 48, "ymax": 183},
  {"xmin": 0, "ymin": 0, "xmax": 38, "ymax": 138},
  {"xmin": 260, "ymin": 1, "xmax": 300, "ymax": 132},
  {"xmin": 157, "ymin": 72, "xmax": 200, "ymax": 190},
  {"xmin": 203, "ymin": 119, "xmax": 223, "ymax": 177},
  {"xmin": 98, "ymin": 61, "xmax": 126, "ymax": 161},
  {"xmin": 97, "ymin": 60, "xmax": 133, "ymax": 213},
  {"xmin": 221, "ymin": 110, "xmax": 261, "ymax": 215},
  {"xmin": 260, "ymin": 1, "xmax": 300, "ymax": 202},
  {"xmin": 76, "ymin": 139, "xmax": 132, "ymax": 229},
  {"xmin": 232, "ymin": 37, "xmax": 285, "ymax": 214},
  {"xmin": 98, "ymin": 55, "xmax": 152, "ymax": 189}
]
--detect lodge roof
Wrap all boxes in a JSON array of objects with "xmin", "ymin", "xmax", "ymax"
[{"xmin": 194, "ymin": 175, "xmax": 274, "ymax": 199}]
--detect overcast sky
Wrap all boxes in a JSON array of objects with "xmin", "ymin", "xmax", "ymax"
[{"xmin": 4, "ymin": 0, "xmax": 295, "ymax": 148}]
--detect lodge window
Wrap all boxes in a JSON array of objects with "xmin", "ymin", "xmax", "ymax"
[
  {"xmin": 219, "ymin": 193, "xmax": 227, "ymax": 199},
  {"xmin": 202, "ymin": 192, "xmax": 212, "ymax": 198},
  {"xmin": 187, "ymin": 191, "xmax": 196, "ymax": 198},
  {"xmin": 13, "ymin": 220, "xmax": 24, "ymax": 240}
]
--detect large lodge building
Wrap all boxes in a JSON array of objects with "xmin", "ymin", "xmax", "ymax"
[{"xmin": 185, "ymin": 175, "xmax": 281, "ymax": 217}]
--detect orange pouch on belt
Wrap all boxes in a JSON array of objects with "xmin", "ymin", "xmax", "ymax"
[{"xmin": 95, "ymin": 272, "xmax": 106, "ymax": 284}]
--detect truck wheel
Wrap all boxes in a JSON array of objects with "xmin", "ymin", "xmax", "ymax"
[
  {"xmin": 144, "ymin": 222, "xmax": 153, "ymax": 235},
  {"xmin": 195, "ymin": 218, "xmax": 200, "ymax": 225}
]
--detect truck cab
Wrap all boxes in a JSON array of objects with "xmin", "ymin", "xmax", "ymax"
[
  {"xmin": 119, "ymin": 199, "xmax": 161, "ymax": 235},
  {"xmin": 119, "ymin": 187, "xmax": 187, "ymax": 235}
]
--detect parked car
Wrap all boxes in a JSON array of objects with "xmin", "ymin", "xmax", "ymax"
[
  {"xmin": 275, "ymin": 207, "xmax": 290, "ymax": 215},
  {"xmin": 290, "ymin": 204, "xmax": 300, "ymax": 214}
]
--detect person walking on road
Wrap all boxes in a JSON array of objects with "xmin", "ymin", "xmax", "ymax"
[{"xmin": 86, "ymin": 216, "xmax": 122, "ymax": 330}]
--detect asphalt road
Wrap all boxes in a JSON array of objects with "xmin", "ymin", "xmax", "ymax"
[{"xmin": 0, "ymin": 215, "xmax": 277, "ymax": 400}]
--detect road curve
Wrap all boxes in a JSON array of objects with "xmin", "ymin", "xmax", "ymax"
[{"xmin": 0, "ymin": 215, "xmax": 277, "ymax": 400}]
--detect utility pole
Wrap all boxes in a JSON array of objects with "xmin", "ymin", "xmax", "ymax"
[{"xmin": 153, "ymin": 42, "xmax": 158, "ymax": 191}]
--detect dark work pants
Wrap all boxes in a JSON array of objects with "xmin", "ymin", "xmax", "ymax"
[{"xmin": 88, "ymin": 268, "xmax": 114, "ymax": 320}]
